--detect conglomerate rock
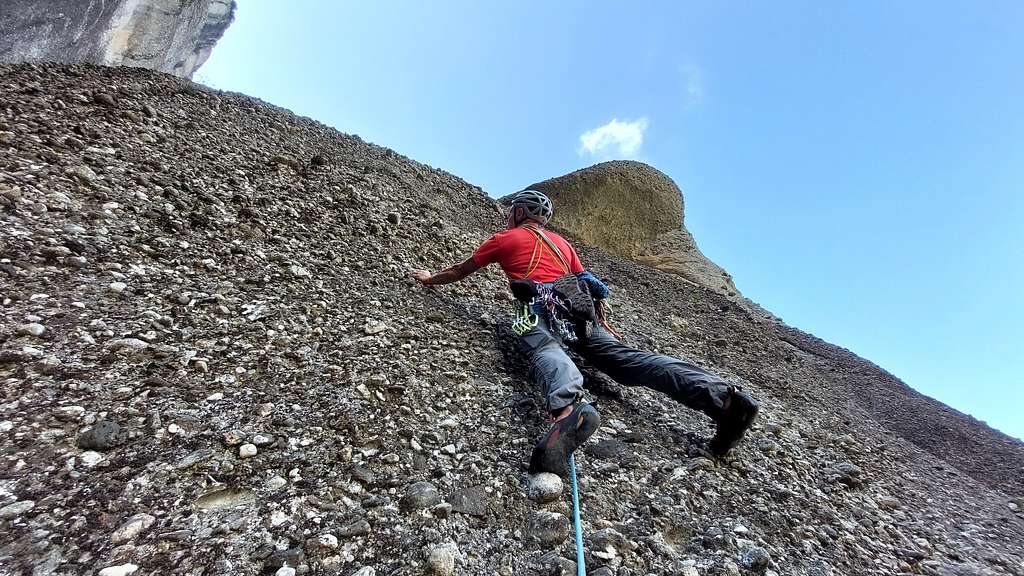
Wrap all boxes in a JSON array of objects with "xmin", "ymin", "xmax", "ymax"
[
  {"xmin": 524, "ymin": 161, "xmax": 741, "ymax": 299},
  {"xmin": 0, "ymin": 63, "xmax": 1022, "ymax": 575},
  {"xmin": 0, "ymin": 0, "xmax": 235, "ymax": 78}
]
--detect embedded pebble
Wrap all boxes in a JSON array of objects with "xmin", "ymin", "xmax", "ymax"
[
  {"xmin": 76, "ymin": 420, "xmax": 125, "ymax": 451},
  {"xmin": 741, "ymin": 546, "xmax": 771, "ymax": 570},
  {"xmin": 527, "ymin": 473, "xmax": 563, "ymax": 503},
  {"xmin": 0, "ymin": 500, "xmax": 35, "ymax": 519},
  {"xmin": 530, "ymin": 511, "xmax": 569, "ymax": 547},
  {"xmin": 400, "ymin": 481, "xmax": 440, "ymax": 511},
  {"xmin": 17, "ymin": 323, "xmax": 45, "ymax": 337},
  {"xmin": 223, "ymin": 429, "xmax": 245, "ymax": 445},
  {"xmin": 98, "ymin": 565, "xmax": 138, "ymax": 576},
  {"xmin": 426, "ymin": 543, "xmax": 459, "ymax": 576},
  {"xmin": 111, "ymin": 513, "xmax": 155, "ymax": 544},
  {"xmin": 79, "ymin": 451, "xmax": 104, "ymax": 467}
]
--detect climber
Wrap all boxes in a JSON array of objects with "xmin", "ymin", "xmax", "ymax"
[{"xmin": 409, "ymin": 190, "xmax": 759, "ymax": 476}]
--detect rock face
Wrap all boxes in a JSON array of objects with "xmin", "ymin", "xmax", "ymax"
[
  {"xmin": 524, "ymin": 161, "xmax": 742, "ymax": 299},
  {"xmin": 0, "ymin": 64, "xmax": 1022, "ymax": 576},
  {"xmin": 0, "ymin": 0, "xmax": 235, "ymax": 78}
]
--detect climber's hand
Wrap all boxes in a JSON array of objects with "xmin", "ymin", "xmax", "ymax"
[{"xmin": 409, "ymin": 269, "xmax": 432, "ymax": 285}]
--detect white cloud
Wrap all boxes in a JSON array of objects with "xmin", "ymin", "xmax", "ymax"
[
  {"xmin": 578, "ymin": 117, "xmax": 649, "ymax": 158},
  {"xmin": 681, "ymin": 64, "xmax": 703, "ymax": 107}
]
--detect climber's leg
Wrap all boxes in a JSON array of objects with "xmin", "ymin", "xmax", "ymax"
[
  {"xmin": 574, "ymin": 327, "xmax": 758, "ymax": 456},
  {"xmin": 519, "ymin": 318, "xmax": 600, "ymax": 476},
  {"xmin": 576, "ymin": 327, "xmax": 732, "ymax": 418},
  {"xmin": 518, "ymin": 319, "xmax": 584, "ymax": 413}
]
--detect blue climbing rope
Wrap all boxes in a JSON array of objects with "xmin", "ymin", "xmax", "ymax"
[{"xmin": 569, "ymin": 454, "xmax": 585, "ymax": 576}]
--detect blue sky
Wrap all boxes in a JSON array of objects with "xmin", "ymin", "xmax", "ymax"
[{"xmin": 200, "ymin": 1, "xmax": 1024, "ymax": 439}]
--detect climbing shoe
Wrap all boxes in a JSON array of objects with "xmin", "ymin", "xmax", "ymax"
[
  {"xmin": 529, "ymin": 402, "xmax": 601, "ymax": 476},
  {"xmin": 552, "ymin": 274, "xmax": 597, "ymax": 340},
  {"xmin": 709, "ymin": 386, "xmax": 759, "ymax": 457}
]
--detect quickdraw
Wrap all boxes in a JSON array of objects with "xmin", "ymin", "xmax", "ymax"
[
  {"xmin": 511, "ymin": 288, "xmax": 579, "ymax": 343},
  {"xmin": 542, "ymin": 285, "xmax": 578, "ymax": 343},
  {"xmin": 512, "ymin": 303, "xmax": 539, "ymax": 337}
]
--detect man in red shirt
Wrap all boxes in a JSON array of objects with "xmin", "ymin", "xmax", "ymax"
[{"xmin": 411, "ymin": 190, "xmax": 758, "ymax": 476}]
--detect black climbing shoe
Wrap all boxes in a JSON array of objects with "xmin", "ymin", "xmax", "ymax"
[
  {"xmin": 709, "ymin": 387, "xmax": 759, "ymax": 457},
  {"xmin": 552, "ymin": 274, "xmax": 597, "ymax": 340},
  {"xmin": 529, "ymin": 402, "xmax": 601, "ymax": 476}
]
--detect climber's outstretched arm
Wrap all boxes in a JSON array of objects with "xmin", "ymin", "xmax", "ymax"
[{"xmin": 410, "ymin": 257, "xmax": 481, "ymax": 286}]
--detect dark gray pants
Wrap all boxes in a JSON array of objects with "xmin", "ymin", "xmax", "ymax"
[
  {"xmin": 520, "ymin": 314, "xmax": 731, "ymax": 419},
  {"xmin": 520, "ymin": 315, "xmax": 584, "ymax": 412},
  {"xmin": 573, "ymin": 327, "xmax": 731, "ymax": 419}
]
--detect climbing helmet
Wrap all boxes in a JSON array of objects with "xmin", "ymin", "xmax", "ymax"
[{"xmin": 510, "ymin": 189, "xmax": 553, "ymax": 225}]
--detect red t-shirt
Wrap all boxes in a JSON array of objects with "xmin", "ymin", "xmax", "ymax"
[{"xmin": 473, "ymin": 226, "xmax": 585, "ymax": 282}]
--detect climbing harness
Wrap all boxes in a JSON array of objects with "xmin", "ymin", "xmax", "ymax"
[
  {"xmin": 569, "ymin": 454, "xmax": 586, "ymax": 576},
  {"xmin": 510, "ymin": 288, "xmax": 579, "ymax": 343},
  {"xmin": 541, "ymin": 285, "xmax": 579, "ymax": 343},
  {"xmin": 512, "ymin": 224, "xmax": 622, "ymax": 340}
]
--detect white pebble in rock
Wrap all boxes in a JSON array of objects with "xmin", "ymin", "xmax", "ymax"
[
  {"xmin": 875, "ymin": 495, "xmax": 901, "ymax": 510},
  {"xmin": 98, "ymin": 564, "xmax": 138, "ymax": 576},
  {"xmin": 426, "ymin": 543, "xmax": 458, "ymax": 576},
  {"xmin": 252, "ymin": 433, "xmax": 274, "ymax": 446},
  {"xmin": 0, "ymin": 500, "xmax": 35, "ymax": 519},
  {"xmin": 318, "ymin": 533, "xmax": 339, "ymax": 549},
  {"xmin": 275, "ymin": 566, "xmax": 296, "ymax": 576},
  {"xmin": 106, "ymin": 338, "xmax": 148, "ymax": 352},
  {"xmin": 111, "ymin": 513, "xmax": 155, "ymax": 544},
  {"xmin": 54, "ymin": 406, "xmax": 85, "ymax": 421},
  {"xmin": 270, "ymin": 510, "xmax": 291, "ymax": 527},
  {"xmin": 363, "ymin": 320, "xmax": 387, "ymax": 335},
  {"xmin": 79, "ymin": 451, "xmax": 104, "ymax": 467},
  {"xmin": 239, "ymin": 443, "xmax": 258, "ymax": 458},
  {"xmin": 527, "ymin": 473, "xmax": 563, "ymax": 504},
  {"xmin": 267, "ymin": 475, "xmax": 288, "ymax": 490},
  {"xmin": 17, "ymin": 323, "xmax": 45, "ymax": 337},
  {"xmin": 109, "ymin": 281, "xmax": 127, "ymax": 293}
]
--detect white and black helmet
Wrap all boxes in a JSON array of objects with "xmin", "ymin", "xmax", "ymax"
[{"xmin": 511, "ymin": 189, "xmax": 553, "ymax": 225}]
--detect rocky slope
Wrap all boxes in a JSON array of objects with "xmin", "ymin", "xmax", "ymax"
[
  {"xmin": 524, "ymin": 162, "xmax": 741, "ymax": 299},
  {"xmin": 1, "ymin": 64, "xmax": 1022, "ymax": 576},
  {"xmin": 0, "ymin": 0, "xmax": 235, "ymax": 78}
]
